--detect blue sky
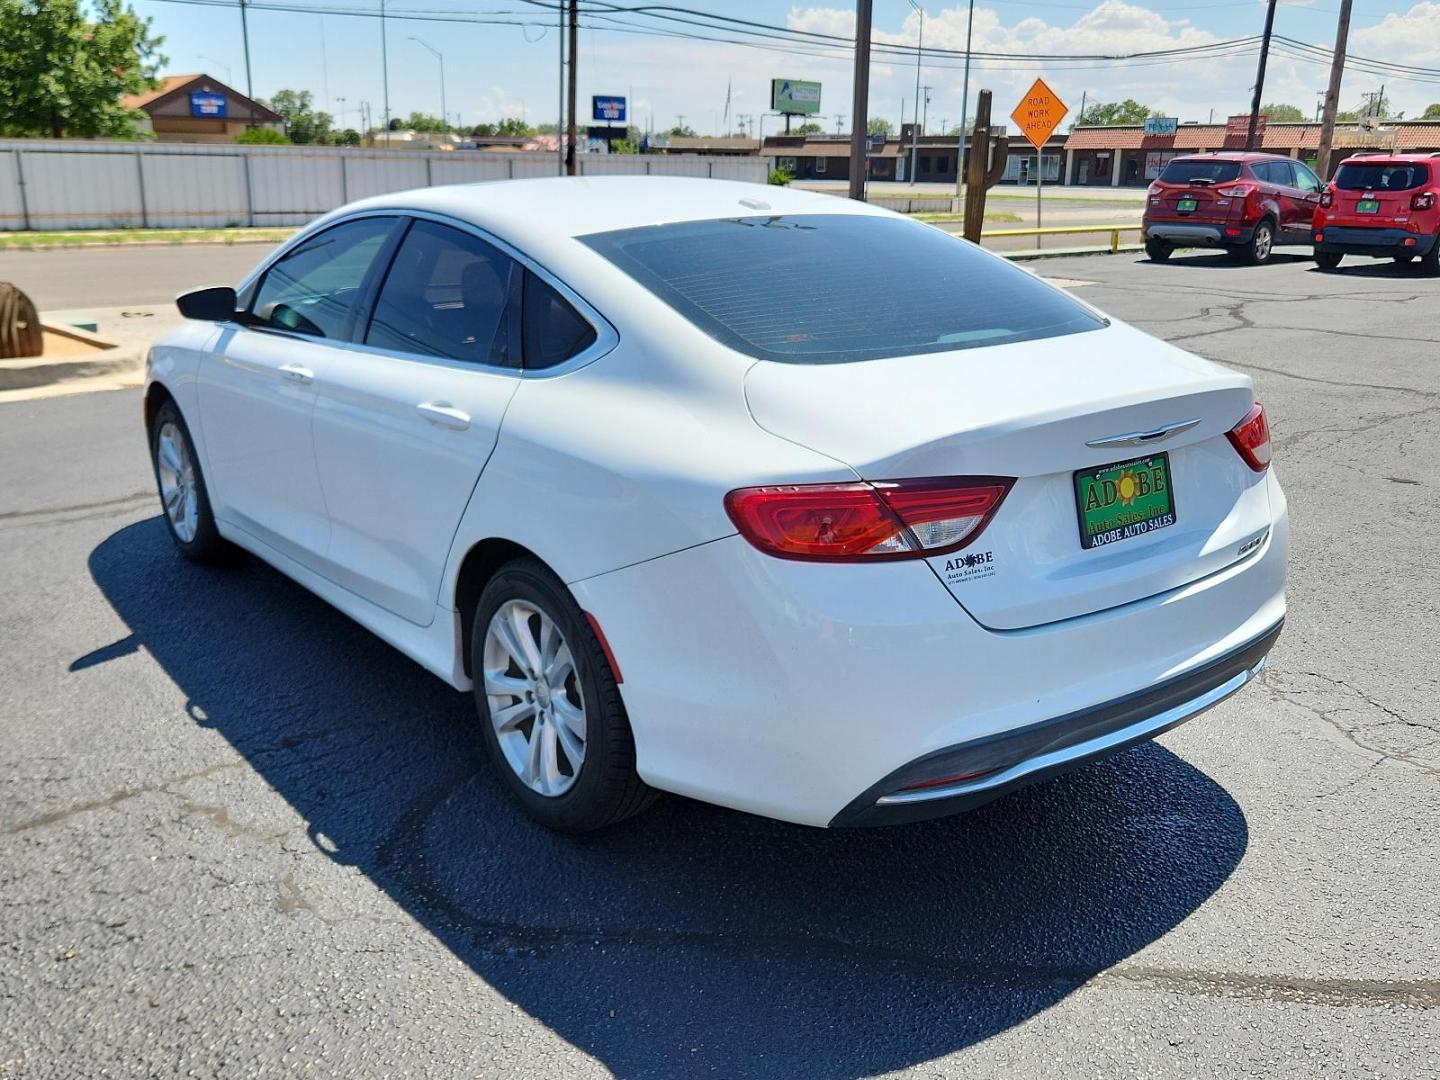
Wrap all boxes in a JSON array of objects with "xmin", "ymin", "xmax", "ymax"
[{"xmin": 130, "ymin": 0, "xmax": 1440, "ymax": 132}]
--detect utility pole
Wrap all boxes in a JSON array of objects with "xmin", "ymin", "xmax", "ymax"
[
  {"xmin": 380, "ymin": 0, "xmax": 391, "ymax": 145},
  {"xmin": 238, "ymin": 0, "xmax": 256, "ymax": 129},
  {"xmin": 955, "ymin": 0, "xmax": 974, "ymax": 197},
  {"xmin": 557, "ymin": 0, "xmax": 564, "ymax": 174},
  {"xmin": 1245, "ymin": 0, "xmax": 1278, "ymax": 152},
  {"xmin": 565, "ymin": 0, "xmax": 578, "ymax": 175},
  {"xmin": 907, "ymin": 0, "xmax": 924, "ymax": 185},
  {"xmin": 848, "ymin": 0, "xmax": 873, "ymax": 201},
  {"xmin": 1315, "ymin": 0, "xmax": 1353, "ymax": 180}
]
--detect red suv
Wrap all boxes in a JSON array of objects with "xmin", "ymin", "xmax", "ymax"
[
  {"xmin": 1143, "ymin": 152, "xmax": 1324, "ymax": 264},
  {"xmin": 1312, "ymin": 153, "xmax": 1440, "ymax": 274}
]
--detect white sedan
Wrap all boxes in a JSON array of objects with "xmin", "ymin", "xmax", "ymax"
[{"xmin": 145, "ymin": 177, "xmax": 1286, "ymax": 831}]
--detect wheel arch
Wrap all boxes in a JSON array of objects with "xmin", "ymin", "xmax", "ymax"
[
  {"xmin": 144, "ymin": 379, "xmax": 176, "ymax": 431},
  {"xmin": 453, "ymin": 537, "xmax": 549, "ymax": 678}
]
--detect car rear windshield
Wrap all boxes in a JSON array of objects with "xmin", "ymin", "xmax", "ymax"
[
  {"xmin": 580, "ymin": 214, "xmax": 1105, "ymax": 364},
  {"xmin": 1157, "ymin": 160, "xmax": 1242, "ymax": 185},
  {"xmin": 1334, "ymin": 162, "xmax": 1429, "ymax": 191}
]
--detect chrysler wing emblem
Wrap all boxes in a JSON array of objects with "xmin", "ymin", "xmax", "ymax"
[{"xmin": 1085, "ymin": 418, "xmax": 1202, "ymax": 450}]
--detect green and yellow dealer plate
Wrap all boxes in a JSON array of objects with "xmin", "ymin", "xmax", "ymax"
[{"xmin": 1073, "ymin": 452, "xmax": 1177, "ymax": 549}]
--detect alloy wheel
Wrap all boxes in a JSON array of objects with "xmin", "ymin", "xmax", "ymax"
[
  {"xmin": 482, "ymin": 600, "xmax": 587, "ymax": 797},
  {"xmin": 1254, "ymin": 224, "xmax": 1273, "ymax": 262},
  {"xmin": 155, "ymin": 421, "xmax": 199, "ymax": 543}
]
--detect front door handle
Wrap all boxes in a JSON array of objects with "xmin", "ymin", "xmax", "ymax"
[
  {"xmin": 278, "ymin": 363, "xmax": 314, "ymax": 384},
  {"xmin": 416, "ymin": 401, "xmax": 471, "ymax": 430}
]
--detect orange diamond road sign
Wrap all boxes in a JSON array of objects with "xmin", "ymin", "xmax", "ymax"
[{"xmin": 1011, "ymin": 78, "xmax": 1068, "ymax": 150}]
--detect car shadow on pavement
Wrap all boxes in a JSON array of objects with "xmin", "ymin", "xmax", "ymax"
[
  {"xmin": 1145, "ymin": 252, "xmax": 1312, "ymax": 269},
  {"xmin": 85, "ymin": 518, "xmax": 1250, "ymax": 1080}
]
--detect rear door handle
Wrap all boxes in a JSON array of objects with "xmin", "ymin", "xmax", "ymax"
[
  {"xmin": 278, "ymin": 363, "xmax": 314, "ymax": 385},
  {"xmin": 416, "ymin": 401, "xmax": 471, "ymax": 430}
]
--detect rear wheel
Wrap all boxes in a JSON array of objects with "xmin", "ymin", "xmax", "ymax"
[
  {"xmin": 471, "ymin": 558, "xmax": 655, "ymax": 832},
  {"xmin": 1240, "ymin": 219, "xmax": 1275, "ymax": 265},
  {"xmin": 1144, "ymin": 238, "xmax": 1173, "ymax": 262},
  {"xmin": 1314, "ymin": 251, "xmax": 1342, "ymax": 271},
  {"xmin": 1420, "ymin": 236, "xmax": 1440, "ymax": 276}
]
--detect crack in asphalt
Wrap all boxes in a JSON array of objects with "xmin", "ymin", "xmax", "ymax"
[
  {"xmin": 3, "ymin": 761, "xmax": 243, "ymax": 835},
  {"xmin": 0, "ymin": 491, "xmax": 153, "ymax": 524}
]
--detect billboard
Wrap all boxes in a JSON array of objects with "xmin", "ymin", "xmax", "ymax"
[
  {"xmin": 1143, "ymin": 117, "xmax": 1179, "ymax": 136},
  {"xmin": 592, "ymin": 95, "xmax": 626, "ymax": 123},
  {"xmin": 189, "ymin": 91, "xmax": 227, "ymax": 118},
  {"xmin": 772, "ymin": 79, "xmax": 821, "ymax": 115}
]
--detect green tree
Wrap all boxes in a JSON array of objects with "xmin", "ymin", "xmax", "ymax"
[
  {"xmin": 496, "ymin": 117, "xmax": 534, "ymax": 137},
  {"xmin": 333, "ymin": 128, "xmax": 361, "ymax": 146},
  {"xmin": 794, "ymin": 121, "xmax": 823, "ymax": 135},
  {"xmin": 1423, "ymin": 103, "xmax": 1440, "ymax": 120},
  {"xmin": 667, "ymin": 123, "xmax": 697, "ymax": 137},
  {"xmin": 0, "ymin": 0, "xmax": 166, "ymax": 138},
  {"xmin": 1075, "ymin": 99, "xmax": 1156, "ymax": 127},
  {"xmin": 867, "ymin": 117, "xmax": 894, "ymax": 135},
  {"xmin": 1261, "ymin": 102, "xmax": 1305, "ymax": 123},
  {"xmin": 261, "ymin": 89, "xmax": 334, "ymax": 144},
  {"xmin": 234, "ymin": 126, "xmax": 290, "ymax": 144}
]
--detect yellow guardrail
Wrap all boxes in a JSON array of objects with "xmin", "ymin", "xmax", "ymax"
[{"xmin": 979, "ymin": 223, "xmax": 1144, "ymax": 254}]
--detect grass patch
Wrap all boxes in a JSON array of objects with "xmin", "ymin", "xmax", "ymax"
[
  {"xmin": 914, "ymin": 210, "xmax": 1023, "ymax": 224},
  {"xmin": 0, "ymin": 227, "xmax": 296, "ymax": 251},
  {"xmin": 987, "ymin": 192, "xmax": 1148, "ymax": 206}
]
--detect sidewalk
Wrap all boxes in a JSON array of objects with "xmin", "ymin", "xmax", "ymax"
[{"xmin": 0, "ymin": 304, "xmax": 180, "ymax": 401}]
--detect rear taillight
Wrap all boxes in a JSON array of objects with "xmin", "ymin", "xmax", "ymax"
[
  {"xmin": 1216, "ymin": 183, "xmax": 1256, "ymax": 199},
  {"xmin": 1411, "ymin": 191, "xmax": 1436, "ymax": 211},
  {"xmin": 1147, "ymin": 181, "xmax": 1162, "ymax": 196},
  {"xmin": 1320, "ymin": 187, "xmax": 1334, "ymax": 208},
  {"xmin": 1226, "ymin": 403, "xmax": 1272, "ymax": 473},
  {"xmin": 725, "ymin": 477, "xmax": 1013, "ymax": 562}
]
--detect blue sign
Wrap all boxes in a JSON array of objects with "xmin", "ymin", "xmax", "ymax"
[
  {"xmin": 592, "ymin": 95, "xmax": 626, "ymax": 123},
  {"xmin": 1143, "ymin": 117, "xmax": 1179, "ymax": 136},
  {"xmin": 190, "ymin": 91, "xmax": 227, "ymax": 119},
  {"xmin": 867, "ymin": 132, "xmax": 885, "ymax": 153}
]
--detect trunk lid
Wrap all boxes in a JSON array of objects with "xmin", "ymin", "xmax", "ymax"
[
  {"xmin": 1149, "ymin": 180, "xmax": 1240, "ymax": 223},
  {"xmin": 744, "ymin": 319, "xmax": 1272, "ymax": 629}
]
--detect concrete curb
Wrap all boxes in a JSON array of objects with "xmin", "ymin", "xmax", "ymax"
[
  {"xmin": 1002, "ymin": 244, "xmax": 1145, "ymax": 261},
  {"xmin": 0, "ymin": 345, "xmax": 144, "ymax": 392}
]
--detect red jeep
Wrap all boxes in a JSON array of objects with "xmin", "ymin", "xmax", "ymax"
[
  {"xmin": 1142, "ymin": 152, "xmax": 1325, "ymax": 264},
  {"xmin": 1312, "ymin": 153, "xmax": 1440, "ymax": 274}
]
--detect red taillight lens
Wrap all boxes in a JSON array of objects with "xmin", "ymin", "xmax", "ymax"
[
  {"xmin": 1146, "ymin": 181, "xmax": 1162, "ymax": 197},
  {"xmin": 1216, "ymin": 183, "xmax": 1255, "ymax": 199},
  {"xmin": 725, "ymin": 477, "xmax": 1013, "ymax": 562},
  {"xmin": 1320, "ymin": 188, "xmax": 1334, "ymax": 208},
  {"xmin": 1226, "ymin": 403, "xmax": 1272, "ymax": 473},
  {"xmin": 1411, "ymin": 191, "xmax": 1436, "ymax": 211}
]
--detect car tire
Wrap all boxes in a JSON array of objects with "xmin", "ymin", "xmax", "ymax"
[
  {"xmin": 1314, "ymin": 251, "xmax": 1342, "ymax": 271},
  {"xmin": 471, "ymin": 558, "xmax": 655, "ymax": 832},
  {"xmin": 1144, "ymin": 238, "xmax": 1173, "ymax": 262},
  {"xmin": 1420, "ymin": 238, "xmax": 1440, "ymax": 276},
  {"xmin": 1240, "ymin": 219, "xmax": 1275, "ymax": 265},
  {"xmin": 148, "ymin": 399, "xmax": 230, "ymax": 563}
]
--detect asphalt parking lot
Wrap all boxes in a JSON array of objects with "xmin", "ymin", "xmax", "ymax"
[{"xmin": 1, "ymin": 247, "xmax": 1437, "ymax": 1078}]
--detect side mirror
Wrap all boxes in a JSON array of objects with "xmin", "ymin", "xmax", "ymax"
[{"xmin": 176, "ymin": 285, "xmax": 238, "ymax": 322}]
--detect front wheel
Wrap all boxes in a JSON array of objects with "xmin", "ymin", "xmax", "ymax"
[
  {"xmin": 1314, "ymin": 251, "xmax": 1342, "ymax": 271},
  {"xmin": 472, "ymin": 558, "xmax": 655, "ymax": 832},
  {"xmin": 148, "ymin": 400, "xmax": 229, "ymax": 562},
  {"xmin": 1240, "ymin": 220, "xmax": 1275, "ymax": 265},
  {"xmin": 1144, "ymin": 238, "xmax": 1173, "ymax": 262}
]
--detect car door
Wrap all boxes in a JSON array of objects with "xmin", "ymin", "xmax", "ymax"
[
  {"xmin": 1289, "ymin": 160, "xmax": 1325, "ymax": 237},
  {"xmin": 1270, "ymin": 161, "xmax": 1309, "ymax": 241},
  {"xmin": 307, "ymin": 217, "xmax": 527, "ymax": 626},
  {"xmin": 197, "ymin": 215, "xmax": 401, "ymax": 569}
]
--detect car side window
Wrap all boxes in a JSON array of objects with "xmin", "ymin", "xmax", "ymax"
[
  {"xmin": 250, "ymin": 217, "xmax": 397, "ymax": 339},
  {"xmin": 1292, "ymin": 162, "xmax": 1322, "ymax": 193},
  {"xmin": 1250, "ymin": 162, "xmax": 1277, "ymax": 186},
  {"xmin": 365, "ymin": 220, "xmax": 519, "ymax": 366},
  {"xmin": 522, "ymin": 270, "xmax": 598, "ymax": 370}
]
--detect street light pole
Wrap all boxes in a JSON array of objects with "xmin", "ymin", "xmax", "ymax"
[
  {"xmin": 409, "ymin": 37, "xmax": 447, "ymax": 134},
  {"xmin": 907, "ymin": 0, "xmax": 924, "ymax": 184},
  {"xmin": 380, "ymin": 0, "xmax": 391, "ymax": 145},
  {"xmin": 955, "ymin": 0, "xmax": 974, "ymax": 197}
]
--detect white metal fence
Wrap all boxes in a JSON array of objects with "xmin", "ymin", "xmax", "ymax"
[{"xmin": 0, "ymin": 140, "xmax": 772, "ymax": 230}]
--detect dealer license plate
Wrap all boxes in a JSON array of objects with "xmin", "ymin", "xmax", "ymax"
[
  {"xmin": 1074, "ymin": 453, "xmax": 1177, "ymax": 550},
  {"xmin": 1357, "ymin": 199, "xmax": 1380, "ymax": 214},
  {"xmin": 1177, "ymin": 196, "xmax": 1198, "ymax": 212}
]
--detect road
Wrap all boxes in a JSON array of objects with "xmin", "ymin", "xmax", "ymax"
[
  {"xmin": 2, "ymin": 249, "xmax": 1437, "ymax": 1078},
  {"xmin": 0, "ymin": 243, "xmax": 281, "ymax": 310}
]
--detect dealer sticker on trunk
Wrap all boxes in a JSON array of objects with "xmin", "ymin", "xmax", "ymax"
[{"xmin": 1073, "ymin": 452, "xmax": 1177, "ymax": 549}]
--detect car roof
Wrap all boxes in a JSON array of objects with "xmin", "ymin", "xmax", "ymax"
[
  {"xmin": 1340, "ymin": 153, "xmax": 1439, "ymax": 163},
  {"xmin": 333, "ymin": 176, "xmax": 884, "ymax": 244},
  {"xmin": 1170, "ymin": 152, "xmax": 1289, "ymax": 162}
]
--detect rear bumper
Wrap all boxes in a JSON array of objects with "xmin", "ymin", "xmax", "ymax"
[
  {"xmin": 1143, "ymin": 221, "xmax": 1251, "ymax": 247},
  {"xmin": 572, "ymin": 472, "xmax": 1288, "ymax": 827},
  {"xmin": 830, "ymin": 620, "xmax": 1281, "ymax": 826},
  {"xmin": 1315, "ymin": 225, "xmax": 1439, "ymax": 257}
]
